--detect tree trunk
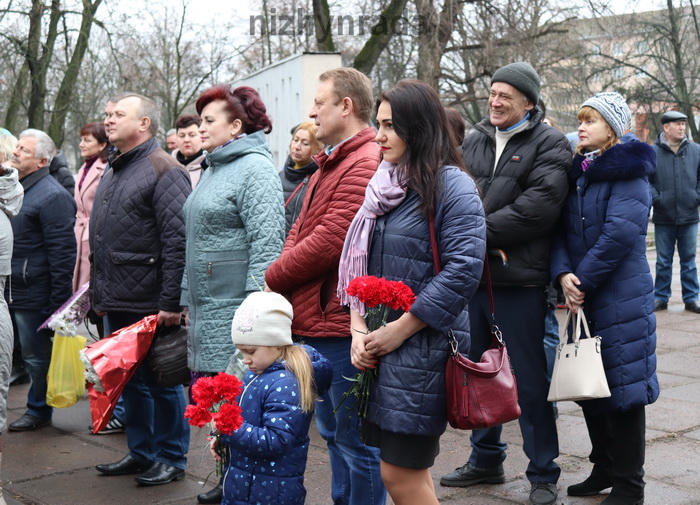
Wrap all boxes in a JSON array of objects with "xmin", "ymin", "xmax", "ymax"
[
  {"xmin": 5, "ymin": 62, "xmax": 29, "ymax": 133},
  {"xmin": 666, "ymin": 0, "xmax": 698, "ymax": 141},
  {"xmin": 352, "ymin": 0, "xmax": 410, "ymax": 75},
  {"xmin": 312, "ymin": 0, "xmax": 336, "ymax": 52},
  {"xmin": 26, "ymin": 0, "xmax": 62, "ymax": 130},
  {"xmin": 48, "ymin": 0, "xmax": 103, "ymax": 145},
  {"xmin": 415, "ymin": 0, "xmax": 462, "ymax": 89}
]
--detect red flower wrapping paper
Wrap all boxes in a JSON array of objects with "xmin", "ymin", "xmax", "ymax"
[{"xmin": 82, "ymin": 315, "xmax": 158, "ymax": 433}]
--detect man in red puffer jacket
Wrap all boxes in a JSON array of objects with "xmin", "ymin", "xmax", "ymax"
[{"xmin": 265, "ymin": 67, "xmax": 385, "ymax": 505}]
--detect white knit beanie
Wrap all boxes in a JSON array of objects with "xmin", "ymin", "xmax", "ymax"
[
  {"xmin": 231, "ymin": 292, "xmax": 293, "ymax": 347},
  {"xmin": 580, "ymin": 92, "xmax": 631, "ymax": 138}
]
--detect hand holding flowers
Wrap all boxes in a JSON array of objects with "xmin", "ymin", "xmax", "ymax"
[
  {"xmin": 185, "ymin": 372, "xmax": 244, "ymax": 477},
  {"xmin": 336, "ymin": 275, "xmax": 416, "ymax": 420}
]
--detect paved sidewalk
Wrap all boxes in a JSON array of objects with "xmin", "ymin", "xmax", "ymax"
[{"xmin": 3, "ymin": 241, "xmax": 700, "ymax": 504}]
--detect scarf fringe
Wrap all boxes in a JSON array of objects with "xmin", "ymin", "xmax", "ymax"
[{"xmin": 337, "ymin": 246, "xmax": 369, "ymax": 316}]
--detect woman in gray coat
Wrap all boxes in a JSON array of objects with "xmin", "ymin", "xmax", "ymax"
[
  {"xmin": 182, "ymin": 84, "xmax": 284, "ymax": 504},
  {"xmin": 0, "ymin": 161, "xmax": 24, "ymax": 503}
]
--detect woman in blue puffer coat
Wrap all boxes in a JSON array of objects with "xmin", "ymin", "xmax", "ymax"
[
  {"xmin": 337, "ymin": 80, "xmax": 486, "ymax": 505},
  {"xmin": 551, "ymin": 92, "xmax": 659, "ymax": 505}
]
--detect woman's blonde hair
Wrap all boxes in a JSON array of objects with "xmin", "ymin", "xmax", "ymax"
[
  {"xmin": 292, "ymin": 121, "xmax": 324, "ymax": 158},
  {"xmin": 0, "ymin": 133, "xmax": 18, "ymax": 163},
  {"xmin": 576, "ymin": 106, "xmax": 620, "ymax": 156},
  {"xmin": 280, "ymin": 345, "xmax": 316, "ymax": 413}
]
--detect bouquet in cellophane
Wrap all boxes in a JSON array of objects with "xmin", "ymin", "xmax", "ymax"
[
  {"xmin": 185, "ymin": 373, "xmax": 244, "ymax": 477},
  {"xmin": 336, "ymin": 275, "xmax": 415, "ymax": 420},
  {"xmin": 80, "ymin": 315, "xmax": 158, "ymax": 433}
]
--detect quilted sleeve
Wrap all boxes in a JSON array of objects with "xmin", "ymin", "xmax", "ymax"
[
  {"xmin": 265, "ymin": 154, "xmax": 377, "ymax": 292},
  {"xmin": 575, "ymin": 178, "xmax": 651, "ymax": 292},
  {"xmin": 221, "ymin": 376, "xmax": 307, "ymax": 458},
  {"xmin": 153, "ymin": 167, "xmax": 191, "ymax": 312},
  {"xmin": 238, "ymin": 156, "xmax": 285, "ymax": 294},
  {"xmin": 39, "ymin": 188, "xmax": 77, "ymax": 313},
  {"xmin": 409, "ymin": 170, "xmax": 487, "ymax": 332}
]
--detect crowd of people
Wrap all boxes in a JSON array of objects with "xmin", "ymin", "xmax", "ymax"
[{"xmin": 3, "ymin": 58, "xmax": 698, "ymax": 505}]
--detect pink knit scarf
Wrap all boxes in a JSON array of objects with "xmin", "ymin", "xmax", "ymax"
[{"xmin": 337, "ymin": 160, "xmax": 407, "ymax": 315}]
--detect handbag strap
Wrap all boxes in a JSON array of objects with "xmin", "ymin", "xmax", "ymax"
[
  {"xmin": 429, "ymin": 214, "xmax": 504, "ymax": 353},
  {"xmin": 561, "ymin": 308, "xmax": 596, "ymax": 346}
]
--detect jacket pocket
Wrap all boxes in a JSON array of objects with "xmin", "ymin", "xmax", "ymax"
[
  {"xmin": 109, "ymin": 250, "xmax": 160, "ymax": 302},
  {"xmin": 10, "ymin": 258, "xmax": 30, "ymax": 287},
  {"xmin": 205, "ymin": 250, "xmax": 248, "ymax": 300}
]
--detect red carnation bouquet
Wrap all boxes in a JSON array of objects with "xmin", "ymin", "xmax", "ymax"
[
  {"xmin": 185, "ymin": 372, "xmax": 244, "ymax": 477},
  {"xmin": 336, "ymin": 275, "xmax": 415, "ymax": 420}
]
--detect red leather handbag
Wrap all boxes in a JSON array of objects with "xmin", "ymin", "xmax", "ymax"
[
  {"xmin": 445, "ymin": 326, "xmax": 521, "ymax": 430},
  {"xmin": 429, "ymin": 218, "xmax": 521, "ymax": 430}
]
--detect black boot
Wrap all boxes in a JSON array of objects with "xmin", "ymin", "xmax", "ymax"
[
  {"xmin": 197, "ymin": 483, "xmax": 223, "ymax": 504},
  {"xmin": 567, "ymin": 473, "xmax": 613, "ymax": 496}
]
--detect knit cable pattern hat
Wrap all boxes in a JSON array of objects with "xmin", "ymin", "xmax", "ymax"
[
  {"xmin": 231, "ymin": 292, "xmax": 293, "ymax": 347},
  {"xmin": 581, "ymin": 92, "xmax": 631, "ymax": 138},
  {"xmin": 491, "ymin": 62, "xmax": 541, "ymax": 105}
]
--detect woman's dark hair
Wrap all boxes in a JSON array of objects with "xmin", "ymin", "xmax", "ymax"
[
  {"xmin": 195, "ymin": 84, "xmax": 272, "ymax": 135},
  {"xmin": 175, "ymin": 114, "xmax": 201, "ymax": 130},
  {"xmin": 79, "ymin": 121, "xmax": 110, "ymax": 161},
  {"xmin": 378, "ymin": 79, "xmax": 464, "ymax": 216},
  {"xmin": 444, "ymin": 107, "xmax": 466, "ymax": 148}
]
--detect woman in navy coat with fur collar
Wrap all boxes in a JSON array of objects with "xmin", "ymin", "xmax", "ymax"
[{"xmin": 551, "ymin": 93, "xmax": 659, "ymax": 505}]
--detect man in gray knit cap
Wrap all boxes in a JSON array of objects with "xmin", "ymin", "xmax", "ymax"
[{"xmin": 440, "ymin": 62, "xmax": 570, "ymax": 505}]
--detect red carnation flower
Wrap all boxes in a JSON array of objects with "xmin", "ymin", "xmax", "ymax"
[
  {"xmin": 214, "ymin": 402, "xmax": 244, "ymax": 435},
  {"xmin": 184, "ymin": 404, "xmax": 212, "ymax": 428}
]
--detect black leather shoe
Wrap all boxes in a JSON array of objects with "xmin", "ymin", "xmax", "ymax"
[
  {"xmin": 685, "ymin": 301, "xmax": 700, "ymax": 313},
  {"xmin": 567, "ymin": 474, "xmax": 612, "ymax": 496},
  {"xmin": 135, "ymin": 462, "xmax": 185, "ymax": 486},
  {"xmin": 8, "ymin": 413, "xmax": 51, "ymax": 432},
  {"xmin": 96, "ymin": 454, "xmax": 151, "ymax": 476},
  {"xmin": 439, "ymin": 462, "xmax": 505, "ymax": 487},
  {"xmin": 197, "ymin": 483, "xmax": 223, "ymax": 504},
  {"xmin": 9, "ymin": 366, "xmax": 30, "ymax": 386},
  {"xmin": 654, "ymin": 299, "xmax": 668, "ymax": 311}
]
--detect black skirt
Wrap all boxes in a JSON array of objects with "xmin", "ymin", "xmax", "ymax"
[{"xmin": 362, "ymin": 421, "xmax": 441, "ymax": 469}]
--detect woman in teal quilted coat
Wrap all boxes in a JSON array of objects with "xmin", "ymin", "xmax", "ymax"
[{"xmin": 181, "ymin": 84, "xmax": 285, "ymax": 502}]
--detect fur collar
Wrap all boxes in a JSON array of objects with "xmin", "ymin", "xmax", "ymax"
[{"xmin": 572, "ymin": 141, "xmax": 656, "ymax": 182}]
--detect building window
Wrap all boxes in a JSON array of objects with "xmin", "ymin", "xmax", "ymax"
[
  {"xmin": 636, "ymin": 64, "xmax": 648, "ymax": 78},
  {"xmin": 613, "ymin": 43, "xmax": 624, "ymax": 56},
  {"xmin": 636, "ymin": 41, "xmax": 647, "ymax": 54},
  {"xmin": 612, "ymin": 66, "xmax": 624, "ymax": 79},
  {"xmin": 592, "ymin": 44, "xmax": 601, "ymax": 56}
]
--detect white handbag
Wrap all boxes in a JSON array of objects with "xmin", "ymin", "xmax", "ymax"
[{"xmin": 547, "ymin": 309, "xmax": 611, "ymax": 402}]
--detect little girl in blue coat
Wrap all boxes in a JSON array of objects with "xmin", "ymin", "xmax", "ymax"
[{"xmin": 211, "ymin": 291, "xmax": 332, "ymax": 505}]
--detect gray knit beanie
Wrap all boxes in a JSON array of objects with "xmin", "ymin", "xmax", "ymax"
[
  {"xmin": 491, "ymin": 62, "xmax": 541, "ymax": 105},
  {"xmin": 231, "ymin": 292, "xmax": 293, "ymax": 347},
  {"xmin": 580, "ymin": 92, "xmax": 631, "ymax": 138}
]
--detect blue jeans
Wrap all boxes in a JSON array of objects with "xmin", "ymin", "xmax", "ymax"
[
  {"xmin": 467, "ymin": 287, "xmax": 560, "ymax": 484},
  {"xmin": 544, "ymin": 307, "xmax": 559, "ymax": 382},
  {"xmin": 105, "ymin": 312, "xmax": 189, "ymax": 469},
  {"xmin": 654, "ymin": 223, "xmax": 699, "ymax": 303},
  {"xmin": 11, "ymin": 309, "xmax": 53, "ymax": 420},
  {"xmin": 309, "ymin": 337, "xmax": 386, "ymax": 505}
]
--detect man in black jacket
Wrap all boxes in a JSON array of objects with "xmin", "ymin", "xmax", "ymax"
[
  {"xmin": 439, "ymin": 62, "xmax": 570, "ymax": 505},
  {"xmin": 48, "ymin": 150, "xmax": 75, "ymax": 195},
  {"xmin": 90, "ymin": 93, "xmax": 192, "ymax": 486},
  {"xmin": 7, "ymin": 129, "xmax": 76, "ymax": 432}
]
